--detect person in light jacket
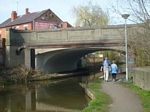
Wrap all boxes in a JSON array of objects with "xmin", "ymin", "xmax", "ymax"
[
  {"xmin": 110, "ymin": 60, "xmax": 118, "ymax": 82},
  {"xmin": 100, "ymin": 57, "xmax": 111, "ymax": 82}
]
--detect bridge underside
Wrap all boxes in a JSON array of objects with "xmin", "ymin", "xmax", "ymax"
[{"xmin": 36, "ymin": 47, "xmax": 123, "ymax": 73}]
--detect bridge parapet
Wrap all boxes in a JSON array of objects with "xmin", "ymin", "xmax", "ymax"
[{"xmin": 6, "ymin": 26, "xmax": 126, "ymax": 47}]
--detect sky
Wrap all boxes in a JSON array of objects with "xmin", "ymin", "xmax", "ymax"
[{"xmin": 0, "ymin": 0, "xmax": 130, "ymax": 26}]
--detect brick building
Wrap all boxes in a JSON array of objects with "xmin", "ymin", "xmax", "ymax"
[
  {"xmin": 0, "ymin": 8, "xmax": 72, "ymax": 41},
  {"xmin": 0, "ymin": 8, "xmax": 72, "ymax": 66}
]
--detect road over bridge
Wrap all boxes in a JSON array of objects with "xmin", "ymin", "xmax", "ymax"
[{"xmin": 5, "ymin": 24, "xmax": 137, "ymax": 73}]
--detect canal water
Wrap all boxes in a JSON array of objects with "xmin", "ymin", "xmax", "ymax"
[{"xmin": 0, "ymin": 76, "xmax": 91, "ymax": 112}]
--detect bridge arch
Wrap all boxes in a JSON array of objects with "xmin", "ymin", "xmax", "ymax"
[{"xmin": 36, "ymin": 47, "xmax": 124, "ymax": 73}]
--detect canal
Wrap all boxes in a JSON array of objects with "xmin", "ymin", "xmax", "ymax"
[{"xmin": 0, "ymin": 76, "xmax": 92, "ymax": 112}]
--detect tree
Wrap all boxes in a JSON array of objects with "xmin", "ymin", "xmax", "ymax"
[
  {"xmin": 73, "ymin": 2, "xmax": 109, "ymax": 27},
  {"xmin": 127, "ymin": 0, "xmax": 150, "ymax": 66},
  {"xmin": 124, "ymin": 0, "xmax": 149, "ymax": 24},
  {"xmin": 111, "ymin": 0, "xmax": 150, "ymax": 66}
]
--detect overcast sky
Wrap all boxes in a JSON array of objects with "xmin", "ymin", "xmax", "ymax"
[{"xmin": 0, "ymin": 0, "xmax": 130, "ymax": 26}]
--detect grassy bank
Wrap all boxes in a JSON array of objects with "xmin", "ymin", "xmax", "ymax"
[
  {"xmin": 82, "ymin": 80, "xmax": 111, "ymax": 112},
  {"xmin": 124, "ymin": 83, "xmax": 150, "ymax": 112}
]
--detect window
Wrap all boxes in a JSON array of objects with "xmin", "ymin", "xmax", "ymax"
[
  {"xmin": 12, "ymin": 26, "xmax": 16, "ymax": 29},
  {"xmin": 23, "ymin": 24, "xmax": 28, "ymax": 30},
  {"xmin": 24, "ymin": 27, "xmax": 28, "ymax": 30},
  {"xmin": 16, "ymin": 26, "xmax": 20, "ymax": 29}
]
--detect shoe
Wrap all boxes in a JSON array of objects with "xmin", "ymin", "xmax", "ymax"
[{"xmin": 113, "ymin": 79, "xmax": 115, "ymax": 82}]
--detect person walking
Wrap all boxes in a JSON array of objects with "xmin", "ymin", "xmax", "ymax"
[
  {"xmin": 110, "ymin": 60, "xmax": 118, "ymax": 82},
  {"xmin": 100, "ymin": 57, "xmax": 111, "ymax": 82}
]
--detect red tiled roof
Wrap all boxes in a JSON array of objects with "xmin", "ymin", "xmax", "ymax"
[{"xmin": 0, "ymin": 9, "xmax": 54, "ymax": 28}]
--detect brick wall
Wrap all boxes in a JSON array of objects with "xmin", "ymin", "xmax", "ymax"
[
  {"xmin": 0, "ymin": 23, "xmax": 33, "ymax": 38},
  {"xmin": 0, "ymin": 28, "xmax": 7, "ymax": 39},
  {"xmin": 11, "ymin": 23, "xmax": 33, "ymax": 30}
]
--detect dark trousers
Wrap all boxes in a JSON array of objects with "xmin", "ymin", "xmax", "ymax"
[{"xmin": 112, "ymin": 73, "xmax": 117, "ymax": 80}]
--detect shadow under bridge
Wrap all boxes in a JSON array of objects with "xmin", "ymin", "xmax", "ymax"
[{"xmin": 36, "ymin": 47, "xmax": 117, "ymax": 73}]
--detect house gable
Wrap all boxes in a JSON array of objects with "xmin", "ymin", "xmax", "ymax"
[
  {"xmin": 34, "ymin": 9, "xmax": 64, "ymax": 30},
  {"xmin": 35, "ymin": 9, "xmax": 62, "ymax": 22}
]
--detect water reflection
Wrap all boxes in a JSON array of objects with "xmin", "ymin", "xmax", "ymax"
[{"xmin": 0, "ymin": 78, "xmax": 89, "ymax": 112}]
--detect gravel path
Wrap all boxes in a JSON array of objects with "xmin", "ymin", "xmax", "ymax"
[{"xmin": 102, "ymin": 82, "xmax": 143, "ymax": 112}]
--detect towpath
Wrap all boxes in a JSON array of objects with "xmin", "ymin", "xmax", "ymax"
[{"xmin": 102, "ymin": 81, "xmax": 143, "ymax": 112}]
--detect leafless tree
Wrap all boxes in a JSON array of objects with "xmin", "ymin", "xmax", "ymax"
[{"xmin": 113, "ymin": 0, "xmax": 150, "ymax": 66}]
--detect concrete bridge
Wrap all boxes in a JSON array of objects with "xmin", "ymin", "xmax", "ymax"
[{"xmin": 5, "ymin": 24, "xmax": 137, "ymax": 73}]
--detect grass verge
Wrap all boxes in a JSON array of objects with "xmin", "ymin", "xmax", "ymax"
[
  {"xmin": 82, "ymin": 80, "xmax": 111, "ymax": 112},
  {"xmin": 124, "ymin": 83, "xmax": 150, "ymax": 112}
]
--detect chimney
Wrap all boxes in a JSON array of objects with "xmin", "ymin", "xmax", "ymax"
[
  {"xmin": 25, "ymin": 8, "xmax": 30, "ymax": 14},
  {"xmin": 11, "ymin": 11, "xmax": 17, "ymax": 21}
]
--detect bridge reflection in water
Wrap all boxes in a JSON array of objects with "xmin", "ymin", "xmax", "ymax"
[{"xmin": 0, "ymin": 77, "xmax": 90, "ymax": 112}]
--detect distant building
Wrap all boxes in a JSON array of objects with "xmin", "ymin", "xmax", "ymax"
[
  {"xmin": 0, "ymin": 8, "xmax": 72, "ymax": 66},
  {"xmin": 0, "ymin": 8, "xmax": 72, "ymax": 41}
]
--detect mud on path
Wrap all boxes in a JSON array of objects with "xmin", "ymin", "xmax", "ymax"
[{"xmin": 102, "ymin": 82, "xmax": 143, "ymax": 112}]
